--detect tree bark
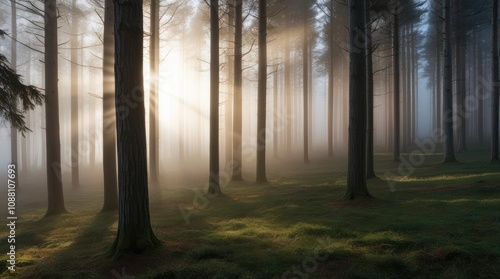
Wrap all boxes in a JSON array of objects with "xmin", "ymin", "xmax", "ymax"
[
  {"xmin": 232, "ymin": 0, "xmax": 243, "ymax": 181},
  {"xmin": 392, "ymin": 1, "xmax": 400, "ymax": 162},
  {"xmin": 70, "ymin": 0, "xmax": 80, "ymax": 188},
  {"xmin": 345, "ymin": 0, "xmax": 371, "ymax": 199},
  {"xmin": 109, "ymin": 0, "xmax": 161, "ymax": 259},
  {"xmin": 44, "ymin": 0, "xmax": 67, "ymax": 216},
  {"xmin": 327, "ymin": 0, "xmax": 334, "ymax": 157},
  {"xmin": 303, "ymin": 16, "xmax": 309, "ymax": 164},
  {"xmin": 366, "ymin": 5, "xmax": 375, "ymax": 178},
  {"xmin": 443, "ymin": 0, "xmax": 457, "ymax": 163},
  {"xmin": 256, "ymin": 0, "xmax": 268, "ymax": 184},
  {"xmin": 208, "ymin": 0, "xmax": 221, "ymax": 194},
  {"xmin": 492, "ymin": 0, "xmax": 499, "ymax": 161}
]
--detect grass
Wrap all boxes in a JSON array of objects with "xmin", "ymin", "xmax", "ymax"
[{"xmin": 1, "ymin": 150, "xmax": 500, "ymax": 278}]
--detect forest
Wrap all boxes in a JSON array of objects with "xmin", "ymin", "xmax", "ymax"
[{"xmin": 0, "ymin": 0, "xmax": 499, "ymax": 278}]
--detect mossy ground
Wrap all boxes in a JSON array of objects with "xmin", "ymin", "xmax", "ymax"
[{"xmin": 1, "ymin": 150, "xmax": 499, "ymax": 278}]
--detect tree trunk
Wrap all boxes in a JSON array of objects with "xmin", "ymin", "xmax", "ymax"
[
  {"xmin": 327, "ymin": 0, "xmax": 334, "ymax": 157},
  {"xmin": 44, "ymin": 0, "xmax": 67, "ymax": 216},
  {"xmin": 101, "ymin": 0, "xmax": 118, "ymax": 212},
  {"xmin": 208, "ymin": 0, "xmax": 221, "ymax": 194},
  {"xmin": 366, "ymin": 5, "xmax": 375, "ymax": 179},
  {"xmin": 256, "ymin": 0, "xmax": 268, "ymax": 183},
  {"xmin": 273, "ymin": 65, "xmax": 278, "ymax": 158},
  {"xmin": 443, "ymin": 0, "xmax": 457, "ymax": 163},
  {"xmin": 392, "ymin": 2, "xmax": 400, "ymax": 162},
  {"xmin": 492, "ymin": 0, "xmax": 499, "ymax": 161},
  {"xmin": 456, "ymin": 0, "xmax": 467, "ymax": 152},
  {"xmin": 225, "ymin": 5, "xmax": 234, "ymax": 168},
  {"xmin": 345, "ymin": 0, "xmax": 371, "ymax": 199},
  {"xmin": 303, "ymin": 16, "xmax": 309, "ymax": 164},
  {"xmin": 285, "ymin": 9, "xmax": 292, "ymax": 155},
  {"xmin": 71, "ymin": 0, "xmax": 80, "ymax": 188},
  {"xmin": 149, "ymin": 0, "xmax": 160, "ymax": 188},
  {"xmin": 109, "ymin": 0, "xmax": 161, "ymax": 259},
  {"xmin": 477, "ymin": 38, "xmax": 484, "ymax": 146},
  {"xmin": 232, "ymin": 0, "xmax": 243, "ymax": 181}
]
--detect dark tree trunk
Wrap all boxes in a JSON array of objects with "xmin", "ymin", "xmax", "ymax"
[
  {"xmin": 477, "ymin": 40, "xmax": 484, "ymax": 146},
  {"xmin": 149, "ymin": 0, "xmax": 160, "ymax": 188},
  {"xmin": 256, "ymin": 0, "xmax": 268, "ymax": 184},
  {"xmin": 456, "ymin": 0, "xmax": 467, "ymax": 152},
  {"xmin": 492, "ymin": 0, "xmax": 499, "ymax": 161},
  {"xmin": 232, "ymin": 0, "xmax": 243, "ymax": 181},
  {"xmin": 366, "ymin": 5, "xmax": 375, "ymax": 179},
  {"xmin": 443, "ymin": 0, "xmax": 457, "ymax": 163},
  {"xmin": 208, "ymin": 0, "xmax": 221, "ymax": 194},
  {"xmin": 285, "ymin": 9, "xmax": 292, "ymax": 155},
  {"xmin": 71, "ymin": 0, "xmax": 80, "ymax": 188},
  {"xmin": 303, "ymin": 16, "xmax": 309, "ymax": 164},
  {"xmin": 436, "ymin": 34, "xmax": 442, "ymax": 140},
  {"xmin": 392, "ymin": 1, "xmax": 400, "ymax": 162},
  {"xmin": 109, "ymin": 0, "xmax": 161, "ymax": 259},
  {"xmin": 345, "ymin": 0, "xmax": 371, "ymax": 199},
  {"xmin": 44, "ymin": 0, "xmax": 67, "ymax": 216},
  {"xmin": 327, "ymin": 0, "xmax": 334, "ymax": 157}
]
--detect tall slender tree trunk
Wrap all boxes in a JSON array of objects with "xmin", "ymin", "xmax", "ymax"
[
  {"xmin": 71, "ymin": 0, "xmax": 80, "ymax": 188},
  {"xmin": 273, "ymin": 65, "xmax": 278, "ymax": 158},
  {"xmin": 10, "ymin": 0, "xmax": 18, "ymax": 189},
  {"xmin": 149, "ymin": 0, "xmax": 161, "ymax": 189},
  {"xmin": 285, "ymin": 9, "xmax": 292, "ymax": 155},
  {"xmin": 327, "ymin": 0, "xmax": 334, "ymax": 157},
  {"xmin": 208, "ymin": 0, "xmax": 221, "ymax": 193},
  {"xmin": 443, "ymin": 0, "xmax": 457, "ymax": 163},
  {"xmin": 109, "ymin": 0, "xmax": 161, "ymax": 259},
  {"xmin": 256, "ymin": 0, "xmax": 268, "ymax": 183},
  {"xmin": 477, "ymin": 39, "xmax": 484, "ymax": 146},
  {"xmin": 225, "ymin": 5, "xmax": 234, "ymax": 167},
  {"xmin": 366, "ymin": 5, "xmax": 375, "ymax": 179},
  {"xmin": 44, "ymin": 0, "xmax": 67, "ymax": 216},
  {"xmin": 492, "ymin": 0, "xmax": 499, "ymax": 161},
  {"xmin": 436, "ymin": 33, "xmax": 442, "ymax": 141},
  {"xmin": 232, "ymin": 0, "xmax": 243, "ymax": 181},
  {"xmin": 303, "ymin": 16, "xmax": 309, "ymax": 164},
  {"xmin": 456, "ymin": 0, "xmax": 467, "ymax": 152},
  {"xmin": 392, "ymin": 2, "xmax": 401, "ymax": 162},
  {"xmin": 345, "ymin": 0, "xmax": 370, "ymax": 199}
]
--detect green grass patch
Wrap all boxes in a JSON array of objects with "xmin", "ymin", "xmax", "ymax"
[{"xmin": 0, "ymin": 151, "xmax": 499, "ymax": 278}]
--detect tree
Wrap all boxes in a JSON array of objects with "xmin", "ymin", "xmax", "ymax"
[
  {"xmin": 366, "ymin": 3, "xmax": 375, "ymax": 178},
  {"xmin": 0, "ymin": 31, "xmax": 43, "ymax": 133},
  {"xmin": 302, "ymin": 2, "xmax": 310, "ymax": 165},
  {"xmin": 256, "ymin": 0, "xmax": 268, "ymax": 184},
  {"xmin": 109, "ymin": 0, "xmax": 161, "ymax": 259},
  {"xmin": 208, "ymin": 0, "xmax": 221, "ymax": 194},
  {"xmin": 231, "ymin": 0, "xmax": 243, "ymax": 181},
  {"xmin": 492, "ymin": 0, "xmax": 499, "ymax": 161},
  {"xmin": 392, "ymin": 0, "xmax": 401, "ymax": 162},
  {"xmin": 345, "ymin": 0, "xmax": 371, "ymax": 199},
  {"xmin": 101, "ymin": 0, "xmax": 118, "ymax": 212},
  {"xmin": 442, "ymin": 0, "xmax": 456, "ymax": 163},
  {"xmin": 70, "ymin": 0, "xmax": 81, "ymax": 188},
  {"xmin": 44, "ymin": 0, "xmax": 68, "ymax": 216}
]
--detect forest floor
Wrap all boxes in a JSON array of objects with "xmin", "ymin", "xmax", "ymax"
[{"xmin": 1, "ymin": 151, "xmax": 500, "ymax": 279}]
